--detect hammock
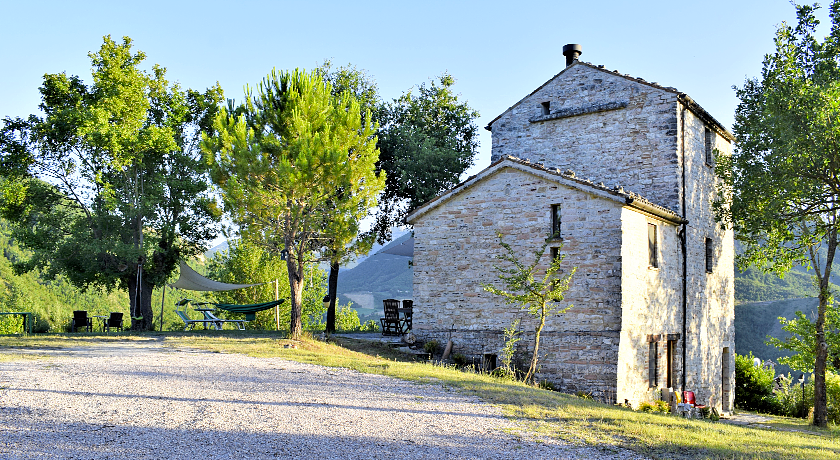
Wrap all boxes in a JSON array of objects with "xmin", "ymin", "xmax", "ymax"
[
  {"xmin": 215, "ymin": 299, "xmax": 285, "ymax": 321},
  {"xmin": 176, "ymin": 298, "xmax": 285, "ymax": 322},
  {"xmin": 169, "ymin": 261, "xmax": 285, "ymax": 323}
]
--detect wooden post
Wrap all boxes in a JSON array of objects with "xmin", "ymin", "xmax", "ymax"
[
  {"xmin": 159, "ymin": 285, "xmax": 166, "ymax": 332},
  {"xmin": 275, "ymin": 279, "xmax": 280, "ymax": 330}
]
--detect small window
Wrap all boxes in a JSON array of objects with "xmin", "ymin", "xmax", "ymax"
[
  {"xmin": 551, "ymin": 204, "xmax": 562, "ymax": 239},
  {"xmin": 705, "ymin": 238, "xmax": 714, "ymax": 273},
  {"xmin": 550, "ymin": 247, "xmax": 560, "ymax": 262},
  {"xmin": 649, "ymin": 341, "xmax": 659, "ymax": 388},
  {"xmin": 705, "ymin": 128, "xmax": 714, "ymax": 165},
  {"xmin": 541, "ymin": 101, "xmax": 551, "ymax": 116},
  {"xmin": 648, "ymin": 223, "xmax": 658, "ymax": 268}
]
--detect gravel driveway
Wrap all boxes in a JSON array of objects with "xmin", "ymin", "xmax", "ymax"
[{"xmin": 0, "ymin": 340, "xmax": 645, "ymax": 459}]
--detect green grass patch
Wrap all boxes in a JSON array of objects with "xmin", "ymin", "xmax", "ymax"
[{"xmin": 3, "ymin": 332, "xmax": 840, "ymax": 459}]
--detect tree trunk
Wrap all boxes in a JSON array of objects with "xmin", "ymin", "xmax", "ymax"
[
  {"xmin": 814, "ymin": 288, "xmax": 829, "ymax": 427},
  {"xmin": 526, "ymin": 304, "xmax": 547, "ymax": 384},
  {"xmin": 326, "ymin": 261, "xmax": 339, "ymax": 333},
  {"xmin": 126, "ymin": 272, "xmax": 154, "ymax": 331},
  {"xmin": 813, "ymin": 233, "xmax": 836, "ymax": 427},
  {"xmin": 287, "ymin": 260, "xmax": 304, "ymax": 339}
]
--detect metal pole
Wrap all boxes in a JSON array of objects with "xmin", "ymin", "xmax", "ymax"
[
  {"xmin": 159, "ymin": 285, "xmax": 166, "ymax": 332},
  {"xmin": 802, "ymin": 378, "xmax": 806, "ymax": 418},
  {"xmin": 275, "ymin": 279, "xmax": 280, "ymax": 330}
]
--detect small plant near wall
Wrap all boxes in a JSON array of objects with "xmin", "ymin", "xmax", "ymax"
[
  {"xmin": 637, "ymin": 400, "xmax": 670, "ymax": 414},
  {"xmin": 482, "ymin": 232, "xmax": 576, "ymax": 384},
  {"xmin": 638, "ymin": 401, "xmax": 655, "ymax": 412},
  {"xmin": 500, "ymin": 319, "xmax": 521, "ymax": 377},
  {"xmin": 424, "ymin": 339, "xmax": 441, "ymax": 356}
]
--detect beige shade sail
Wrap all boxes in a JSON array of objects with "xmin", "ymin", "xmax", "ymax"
[{"xmin": 168, "ymin": 262, "xmax": 264, "ymax": 291}]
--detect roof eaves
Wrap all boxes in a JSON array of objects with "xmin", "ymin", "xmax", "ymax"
[
  {"xmin": 677, "ymin": 93, "xmax": 735, "ymax": 142},
  {"xmin": 406, "ymin": 155, "xmax": 686, "ymax": 225}
]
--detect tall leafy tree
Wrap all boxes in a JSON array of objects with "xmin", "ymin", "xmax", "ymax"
[
  {"xmin": 371, "ymin": 74, "xmax": 479, "ymax": 242},
  {"xmin": 713, "ymin": 1, "xmax": 840, "ymax": 426},
  {"xmin": 317, "ymin": 62, "xmax": 381, "ymax": 332},
  {"xmin": 0, "ymin": 36, "xmax": 223, "ymax": 330},
  {"xmin": 202, "ymin": 69, "xmax": 384, "ymax": 339}
]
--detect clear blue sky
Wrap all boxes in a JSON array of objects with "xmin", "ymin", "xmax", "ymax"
[{"xmin": 0, "ymin": 0, "xmax": 828, "ymax": 177}]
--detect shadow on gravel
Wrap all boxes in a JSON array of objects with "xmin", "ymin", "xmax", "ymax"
[
  {"xmin": 5, "ymin": 386, "xmax": 505, "ymax": 421},
  {"xmin": 0, "ymin": 414, "xmax": 587, "ymax": 460}
]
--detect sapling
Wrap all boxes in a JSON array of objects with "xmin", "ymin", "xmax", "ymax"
[
  {"xmin": 499, "ymin": 319, "xmax": 521, "ymax": 380},
  {"xmin": 483, "ymin": 232, "xmax": 576, "ymax": 384}
]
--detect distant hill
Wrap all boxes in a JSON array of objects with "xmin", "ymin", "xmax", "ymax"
[
  {"xmin": 335, "ymin": 232, "xmax": 413, "ymax": 322},
  {"xmin": 735, "ymin": 298, "xmax": 819, "ymax": 378},
  {"xmin": 733, "ymin": 240, "xmax": 840, "ymax": 305}
]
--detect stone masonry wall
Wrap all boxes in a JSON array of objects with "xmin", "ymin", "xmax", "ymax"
[
  {"xmin": 680, "ymin": 106, "xmax": 736, "ymax": 413},
  {"xmin": 411, "ymin": 167, "xmax": 626, "ymax": 400},
  {"xmin": 616, "ymin": 209, "xmax": 683, "ymax": 408},
  {"xmin": 489, "ymin": 63, "xmax": 681, "ymax": 211}
]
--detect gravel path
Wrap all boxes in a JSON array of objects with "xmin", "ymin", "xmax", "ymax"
[{"xmin": 0, "ymin": 341, "xmax": 646, "ymax": 459}]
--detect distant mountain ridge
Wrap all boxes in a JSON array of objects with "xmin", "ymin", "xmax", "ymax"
[
  {"xmin": 335, "ymin": 232, "xmax": 413, "ymax": 322},
  {"xmin": 735, "ymin": 298, "xmax": 817, "ymax": 377}
]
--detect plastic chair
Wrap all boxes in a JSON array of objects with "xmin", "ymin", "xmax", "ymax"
[{"xmin": 683, "ymin": 391, "xmax": 707, "ymax": 418}]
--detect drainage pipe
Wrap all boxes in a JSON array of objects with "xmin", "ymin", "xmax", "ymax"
[{"xmin": 680, "ymin": 102, "xmax": 689, "ymax": 393}]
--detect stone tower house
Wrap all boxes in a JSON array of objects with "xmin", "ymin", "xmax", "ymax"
[{"xmin": 407, "ymin": 46, "xmax": 735, "ymax": 412}]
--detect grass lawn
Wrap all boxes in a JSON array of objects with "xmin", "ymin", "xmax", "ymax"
[{"xmin": 1, "ymin": 331, "xmax": 839, "ymax": 459}]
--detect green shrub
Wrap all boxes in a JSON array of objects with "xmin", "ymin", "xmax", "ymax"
[
  {"xmin": 360, "ymin": 319, "xmax": 379, "ymax": 332},
  {"xmin": 825, "ymin": 371, "xmax": 840, "ymax": 424},
  {"xmin": 0, "ymin": 314, "xmax": 20, "ymax": 334},
  {"xmin": 424, "ymin": 339, "xmax": 440, "ymax": 355},
  {"xmin": 638, "ymin": 401, "xmax": 655, "ymax": 412},
  {"xmin": 654, "ymin": 400, "xmax": 670, "ymax": 413},
  {"xmin": 500, "ymin": 319, "xmax": 521, "ymax": 374},
  {"xmin": 451, "ymin": 353, "xmax": 468, "ymax": 366},
  {"xmin": 335, "ymin": 303, "xmax": 361, "ymax": 332},
  {"xmin": 490, "ymin": 366, "xmax": 516, "ymax": 380},
  {"xmin": 735, "ymin": 352, "xmax": 777, "ymax": 413},
  {"xmin": 31, "ymin": 313, "xmax": 49, "ymax": 333}
]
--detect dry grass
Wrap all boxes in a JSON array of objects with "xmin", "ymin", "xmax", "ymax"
[{"xmin": 2, "ymin": 332, "xmax": 839, "ymax": 459}]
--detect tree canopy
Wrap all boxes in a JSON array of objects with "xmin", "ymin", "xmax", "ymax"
[
  {"xmin": 370, "ymin": 74, "xmax": 479, "ymax": 242},
  {"xmin": 713, "ymin": 1, "xmax": 840, "ymax": 426},
  {"xmin": 0, "ymin": 35, "xmax": 223, "ymax": 330},
  {"xmin": 202, "ymin": 68, "xmax": 384, "ymax": 339}
]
